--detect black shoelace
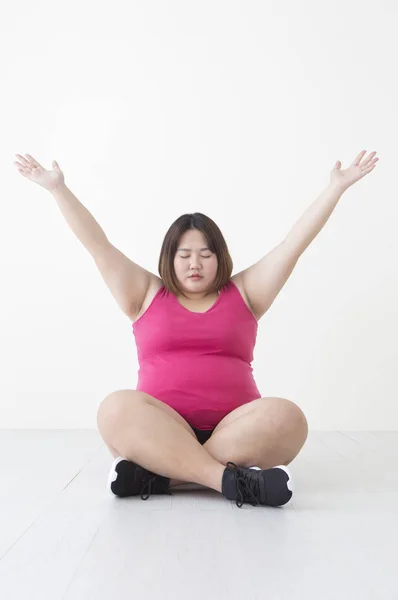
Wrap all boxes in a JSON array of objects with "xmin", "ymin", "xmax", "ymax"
[
  {"xmin": 140, "ymin": 463, "xmax": 266, "ymax": 506},
  {"xmin": 227, "ymin": 461, "xmax": 262, "ymax": 508},
  {"xmin": 140, "ymin": 474, "xmax": 157, "ymax": 500}
]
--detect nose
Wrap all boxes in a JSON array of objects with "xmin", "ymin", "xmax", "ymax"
[{"xmin": 189, "ymin": 258, "xmax": 201, "ymax": 268}]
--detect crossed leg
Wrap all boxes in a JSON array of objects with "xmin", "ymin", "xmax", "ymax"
[
  {"xmin": 170, "ymin": 396, "xmax": 308, "ymax": 487},
  {"xmin": 99, "ymin": 391, "xmax": 308, "ymax": 488},
  {"xmin": 202, "ymin": 397, "xmax": 308, "ymax": 470}
]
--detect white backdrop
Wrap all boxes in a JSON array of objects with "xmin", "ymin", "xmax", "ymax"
[{"xmin": 2, "ymin": 1, "xmax": 396, "ymax": 429}]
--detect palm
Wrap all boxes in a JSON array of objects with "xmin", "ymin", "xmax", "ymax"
[
  {"xmin": 330, "ymin": 150, "xmax": 378, "ymax": 190},
  {"xmin": 14, "ymin": 154, "xmax": 64, "ymax": 191}
]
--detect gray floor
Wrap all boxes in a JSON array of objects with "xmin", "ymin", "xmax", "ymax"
[{"xmin": 0, "ymin": 430, "xmax": 397, "ymax": 600}]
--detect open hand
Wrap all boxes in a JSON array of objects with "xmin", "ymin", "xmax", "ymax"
[
  {"xmin": 14, "ymin": 154, "xmax": 65, "ymax": 191},
  {"xmin": 330, "ymin": 150, "xmax": 379, "ymax": 191}
]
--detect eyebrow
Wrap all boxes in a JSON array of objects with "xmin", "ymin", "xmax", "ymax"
[{"xmin": 177, "ymin": 247, "xmax": 211, "ymax": 251}]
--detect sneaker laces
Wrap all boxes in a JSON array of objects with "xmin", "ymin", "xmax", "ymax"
[
  {"xmin": 227, "ymin": 461, "xmax": 262, "ymax": 508},
  {"xmin": 140, "ymin": 473, "xmax": 157, "ymax": 501},
  {"xmin": 140, "ymin": 471, "xmax": 172, "ymax": 500}
]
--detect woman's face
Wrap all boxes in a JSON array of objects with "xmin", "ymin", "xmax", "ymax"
[{"xmin": 173, "ymin": 229, "xmax": 218, "ymax": 295}]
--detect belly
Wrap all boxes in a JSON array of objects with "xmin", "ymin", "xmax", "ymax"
[{"xmin": 136, "ymin": 355, "xmax": 261, "ymax": 428}]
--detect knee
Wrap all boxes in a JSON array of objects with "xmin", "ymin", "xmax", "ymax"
[
  {"xmin": 289, "ymin": 402, "xmax": 308, "ymax": 444},
  {"xmin": 96, "ymin": 390, "xmax": 141, "ymax": 434},
  {"xmin": 287, "ymin": 400, "xmax": 308, "ymax": 440},
  {"xmin": 274, "ymin": 398, "xmax": 308, "ymax": 440}
]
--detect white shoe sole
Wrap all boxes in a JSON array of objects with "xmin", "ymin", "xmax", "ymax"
[{"xmin": 107, "ymin": 456, "xmax": 128, "ymax": 496}]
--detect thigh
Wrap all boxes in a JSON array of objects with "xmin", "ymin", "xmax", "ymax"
[
  {"xmin": 211, "ymin": 397, "xmax": 263, "ymax": 435},
  {"xmin": 142, "ymin": 391, "xmax": 198, "ymax": 438},
  {"xmin": 99, "ymin": 389, "xmax": 197, "ymax": 439}
]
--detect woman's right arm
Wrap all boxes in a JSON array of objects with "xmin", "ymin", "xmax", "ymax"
[
  {"xmin": 50, "ymin": 182, "xmax": 110, "ymax": 257},
  {"xmin": 51, "ymin": 184, "xmax": 153, "ymax": 317},
  {"xmin": 14, "ymin": 153, "xmax": 109, "ymax": 257},
  {"xmin": 15, "ymin": 154, "xmax": 153, "ymax": 318}
]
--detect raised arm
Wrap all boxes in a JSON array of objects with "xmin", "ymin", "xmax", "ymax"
[
  {"xmin": 238, "ymin": 150, "xmax": 379, "ymax": 320},
  {"xmin": 14, "ymin": 154, "xmax": 152, "ymax": 318}
]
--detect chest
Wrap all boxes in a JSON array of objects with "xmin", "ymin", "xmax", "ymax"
[
  {"xmin": 176, "ymin": 291, "xmax": 220, "ymax": 313},
  {"xmin": 135, "ymin": 275, "xmax": 256, "ymax": 321}
]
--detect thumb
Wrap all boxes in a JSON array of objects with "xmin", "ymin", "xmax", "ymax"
[
  {"xmin": 52, "ymin": 160, "xmax": 60, "ymax": 170},
  {"xmin": 334, "ymin": 160, "xmax": 341, "ymax": 170}
]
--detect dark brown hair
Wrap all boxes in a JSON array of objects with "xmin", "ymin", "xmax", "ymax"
[{"xmin": 158, "ymin": 213, "xmax": 233, "ymax": 296}]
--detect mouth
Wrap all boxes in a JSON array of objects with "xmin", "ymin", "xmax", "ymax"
[{"xmin": 190, "ymin": 275, "xmax": 202, "ymax": 279}]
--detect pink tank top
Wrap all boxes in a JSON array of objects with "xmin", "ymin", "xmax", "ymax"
[{"xmin": 132, "ymin": 280, "xmax": 262, "ymax": 430}]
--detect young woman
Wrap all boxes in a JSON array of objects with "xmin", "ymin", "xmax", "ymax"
[{"xmin": 14, "ymin": 150, "xmax": 378, "ymax": 508}]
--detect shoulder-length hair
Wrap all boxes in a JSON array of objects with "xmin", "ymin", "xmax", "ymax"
[{"xmin": 158, "ymin": 213, "xmax": 233, "ymax": 296}]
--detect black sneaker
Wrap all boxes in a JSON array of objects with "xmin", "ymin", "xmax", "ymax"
[
  {"xmin": 221, "ymin": 461, "xmax": 294, "ymax": 507},
  {"xmin": 107, "ymin": 457, "xmax": 172, "ymax": 500}
]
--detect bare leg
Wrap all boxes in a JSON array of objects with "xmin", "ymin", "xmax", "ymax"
[
  {"xmin": 104, "ymin": 438, "xmax": 197, "ymax": 488},
  {"xmin": 97, "ymin": 392, "xmax": 225, "ymax": 493},
  {"xmin": 104, "ymin": 439, "xmax": 199, "ymax": 488}
]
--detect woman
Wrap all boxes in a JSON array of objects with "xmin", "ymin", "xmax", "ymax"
[{"xmin": 14, "ymin": 150, "xmax": 379, "ymax": 508}]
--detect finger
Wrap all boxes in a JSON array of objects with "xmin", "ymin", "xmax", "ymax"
[
  {"xmin": 15, "ymin": 154, "xmax": 31, "ymax": 167},
  {"xmin": 362, "ymin": 163, "xmax": 377, "ymax": 175},
  {"xmin": 351, "ymin": 150, "xmax": 367, "ymax": 166},
  {"xmin": 361, "ymin": 151, "xmax": 377, "ymax": 166},
  {"xmin": 25, "ymin": 154, "xmax": 43, "ymax": 169},
  {"xmin": 361, "ymin": 158, "xmax": 379, "ymax": 170},
  {"xmin": 14, "ymin": 163, "xmax": 29, "ymax": 175}
]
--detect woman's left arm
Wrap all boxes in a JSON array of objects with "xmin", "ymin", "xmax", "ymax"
[
  {"xmin": 284, "ymin": 150, "xmax": 379, "ymax": 258},
  {"xmin": 239, "ymin": 150, "xmax": 379, "ymax": 319}
]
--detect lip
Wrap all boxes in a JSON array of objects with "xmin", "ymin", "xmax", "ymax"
[{"xmin": 189, "ymin": 275, "xmax": 202, "ymax": 278}]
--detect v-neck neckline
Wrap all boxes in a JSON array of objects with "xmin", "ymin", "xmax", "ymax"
[{"xmin": 173, "ymin": 288, "xmax": 223, "ymax": 315}]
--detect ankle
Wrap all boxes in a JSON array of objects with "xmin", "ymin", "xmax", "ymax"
[
  {"xmin": 200, "ymin": 463, "xmax": 225, "ymax": 493},
  {"xmin": 169, "ymin": 478, "xmax": 189, "ymax": 487}
]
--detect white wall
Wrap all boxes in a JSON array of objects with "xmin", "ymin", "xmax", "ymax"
[{"xmin": 2, "ymin": 1, "xmax": 396, "ymax": 429}]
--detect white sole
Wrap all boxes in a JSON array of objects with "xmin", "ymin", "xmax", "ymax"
[
  {"xmin": 107, "ymin": 456, "xmax": 127, "ymax": 496},
  {"xmin": 274, "ymin": 465, "xmax": 294, "ymax": 493}
]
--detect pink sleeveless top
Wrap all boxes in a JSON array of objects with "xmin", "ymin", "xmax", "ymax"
[{"xmin": 132, "ymin": 280, "xmax": 262, "ymax": 430}]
